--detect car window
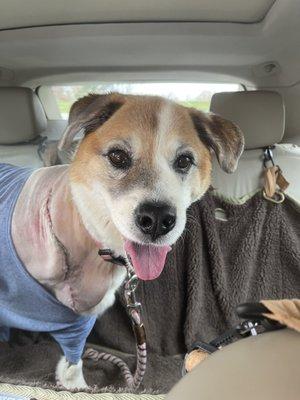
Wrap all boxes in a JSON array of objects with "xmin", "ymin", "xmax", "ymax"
[{"xmin": 47, "ymin": 82, "xmax": 241, "ymax": 119}]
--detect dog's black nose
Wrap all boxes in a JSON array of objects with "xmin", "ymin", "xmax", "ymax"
[{"xmin": 135, "ymin": 202, "xmax": 176, "ymax": 240}]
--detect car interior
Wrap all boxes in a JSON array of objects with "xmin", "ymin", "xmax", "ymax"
[{"xmin": 0, "ymin": 1, "xmax": 299, "ymax": 399}]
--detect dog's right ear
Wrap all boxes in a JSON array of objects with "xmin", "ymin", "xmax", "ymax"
[{"xmin": 58, "ymin": 92, "xmax": 124, "ymax": 151}]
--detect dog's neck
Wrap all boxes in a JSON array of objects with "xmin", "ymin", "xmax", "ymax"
[
  {"xmin": 13, "ymin": 166, "xmax": 97, "ymax": 271},
  {"xmin": 48, "ymin": 168, "xmax": 99, "ymax": 263},
  {"xmin": 12, "ymin": 165, "xmax": 126, "ymax": 313}
]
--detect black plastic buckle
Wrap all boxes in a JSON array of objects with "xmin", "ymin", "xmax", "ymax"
[
  {"xmin": 236, "ymin": 302, "xmax": 285, "ymax": 332},
  {"xmin": 209, "ymin": 326, "xmax": 243, "ymax": 348},
  {"xmin": 190, "ymin": 341, "xmax": 218, "ymax": 354},
  {"xmin": 205, "ymin": 302, "xmax": 285, "ymax": 350}
]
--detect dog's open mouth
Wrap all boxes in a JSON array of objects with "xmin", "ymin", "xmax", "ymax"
[{"xmin": 124, "ymin": 240, "xmax": 171, "ymax": 281}]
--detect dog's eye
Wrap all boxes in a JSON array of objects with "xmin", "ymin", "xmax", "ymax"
[
  {"xmin": 174, "ymin": 154, "xmax": 194, "ymax": 173},
  {"xmin": 107, "ymin": 149, "xmax": 132, "ymax": 169}
]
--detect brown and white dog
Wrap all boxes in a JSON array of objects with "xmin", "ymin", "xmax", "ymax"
[{"xmin": 11, "ymin": 93, "xmax": 244, "ymax": 388}]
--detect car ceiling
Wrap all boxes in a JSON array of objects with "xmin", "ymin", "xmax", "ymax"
[
  {"xmin": 0, "ymin": 0, "xmax": 299, "ymax": 87},
  {"xmin": 0, "ymin": 0, "xmax": 276, "ymax": 27}
]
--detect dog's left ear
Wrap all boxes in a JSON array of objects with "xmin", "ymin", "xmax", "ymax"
[
  {"xmin": 190, "ymin": 109, "xmax": 245, "ymax": 173},
  {"xmin": 58, "ymin": 92, "xmax": 125, "ymax": 151}
]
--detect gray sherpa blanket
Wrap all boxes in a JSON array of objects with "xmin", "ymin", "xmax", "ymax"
[{"xmin": 0, "ymin": 191, "xmax": 299, "ymax": 394}]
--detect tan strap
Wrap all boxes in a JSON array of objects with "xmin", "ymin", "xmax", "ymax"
[
  {"xmin": 276, "ymin": 168, "xmax": 290, "ymax": 192},
  {"xmin": 263, "ymin": 165, "xmax": 290, "ymax": 203},
  {"xmin": 264, "ymin": 166, "xmax": 278, "ymax": 198},
  {"xmin": 262, "ymin": 299, "xmax": 300, "ymax": 333}
]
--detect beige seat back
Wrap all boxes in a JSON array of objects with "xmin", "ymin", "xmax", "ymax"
[
  {"xmin": 210, "ymin": 90, "xmax": 300, "ymax": 202},
  {"xmin": 166, "ymin": 329, "xmax": 300, "ymax": 400},
  {"xmin": 0, "ymin": 87, "xmax": 47, "ymax": 167}
]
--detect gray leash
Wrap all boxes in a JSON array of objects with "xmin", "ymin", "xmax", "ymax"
[{"xmin": 83, "ymin": 249, "xmax": 147, "ymax": 390}]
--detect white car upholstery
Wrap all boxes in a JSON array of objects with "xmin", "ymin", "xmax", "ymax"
[
  {"xmin": 0, "ymin": 87, "xmax": 47, "ymax": 167},
  {"xmin": 42, "ymin": 119, "xmax": 68, "ymax": 141},
  {"xmin": 210, "ymin": 90, "xmax": 285, "ymax": 150},
  {"xmin": 210, "ymin": 90, "xmax": 300, "ymax": 202}
]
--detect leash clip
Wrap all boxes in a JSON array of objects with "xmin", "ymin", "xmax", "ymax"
[
  {"xmin": 124, "ymin": 274, "xmax": 141, "ymax": 312},
  {"xmin": 125, "ymin": 273, "xmax": 139, "ymax": 292}
]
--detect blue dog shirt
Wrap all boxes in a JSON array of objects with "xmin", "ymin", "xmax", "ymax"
[{"xmin": 0, "ymin": 163, "xmax": 96, "ymax": 364}]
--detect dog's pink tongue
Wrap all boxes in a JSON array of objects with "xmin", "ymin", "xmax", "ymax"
[{"xmin": 124, "ymin": 240, "xmax": 171, "ymax": 281}]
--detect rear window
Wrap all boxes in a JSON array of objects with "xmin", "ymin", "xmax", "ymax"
[{"xmin": 48, "ymin": 82, "xmax": 241, "ymax": 119}]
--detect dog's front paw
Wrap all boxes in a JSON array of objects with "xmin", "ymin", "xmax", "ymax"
[{"xmin": 56, "ymin": 356, "xmax": 88, "ymax": 390}]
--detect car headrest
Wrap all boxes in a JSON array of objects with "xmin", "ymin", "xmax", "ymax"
[
  {"xmin": 0, "ymin": 87, "xmax": 47, "ymax": 145},
  {"xmin": 210, "ymin": 91, "xmax": 285, "ymax": 150}
]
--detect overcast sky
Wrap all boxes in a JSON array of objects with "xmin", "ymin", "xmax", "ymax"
[{"xmin": 108, "ymin": 82, "xmax": 240, "ymax": 100}]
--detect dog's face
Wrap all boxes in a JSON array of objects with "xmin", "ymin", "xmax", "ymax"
[{"xmin": 60, "ymin": 93, "xmax": 244, "ymax": 280}]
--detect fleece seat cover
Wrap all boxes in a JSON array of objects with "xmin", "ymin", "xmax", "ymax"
[{"xmin": 0, "ymin": 191, "xmax": 299, "ymax": 394}]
